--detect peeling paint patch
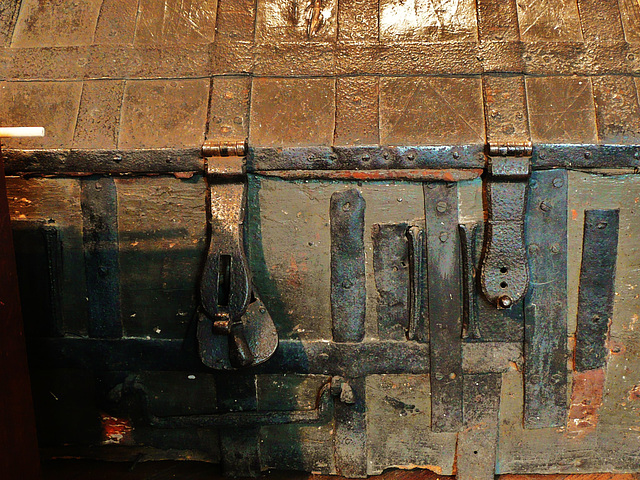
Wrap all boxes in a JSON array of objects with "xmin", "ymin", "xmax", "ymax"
[
  {"xmin": 566, "ymin": 368, "xmax": 605, "ymax": 440},
  {"xmin": 629, "ymin": 384, "xmax": 640, "ymax": 401}
]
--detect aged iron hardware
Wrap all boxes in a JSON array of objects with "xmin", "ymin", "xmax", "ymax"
[
  {"xmin": 198, "ymin": 149, "xmax": 278, "ymax": 370},
  {"xmin": 480, "ymin": 147, "xmax": 532, "ymax": 308},
  {"xmin": 116, "ymin": 375, "xmax": 334, "ymax": 428}
]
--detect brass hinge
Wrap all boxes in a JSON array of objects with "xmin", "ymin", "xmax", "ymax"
[
  {"xmin": 488, "ymin": 141, "xmax": 533, "ymax": 158},
  {"xmin": 202, "ymin": 139, "xmax": 246, "ymax": 177}
]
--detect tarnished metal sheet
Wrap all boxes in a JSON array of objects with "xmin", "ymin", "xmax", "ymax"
[
  {"xmin": 0, "ymin": 0, "xmax": 21, "ymax": 46},
  {"xmin": 379, "ymin": 0, "xmax": 478, "ymax": 42},
  {"xmin": 476, "ymin": 0, "xmax": 520, "ymax": 41},
  {"xmin": 338, "ymin": 0, "xmax": 378, "ymax": 41},
  {"xmin": 524, "ymin": 169, "xmax": 568, "ymax": 429},
  {"xmin": 483, "ymin": 75, "xmax": 529, "ymax": 145},
  {"xmin": 592, "ymin": 76, "xmax": 640, "ymax": 144},
  {"xmin": 249, "ymin": 78, "xmax": 335, "ymax": 147},
  {"xmin": 81, "ymin": 177, "xmax": 122, "ymax": 339},
  {"xmin": 0, "ymin": 81, "xmax": 82, "ymax": 149},
  {"xmin": 94, "ymin": 0, "xmax": 138, "ymax": 44},
  {"xmin": 335, "ymin": 77, "xmax": 379, "ymax": 146},
  {"xmin": 73, "ymin": 80, "xmax": 124, "ymax": 149},
  {"xmin": 207, "ymin": 76, "xmax": 252, "ymax": 141},
  {"xmin": 256, "ymin": 0, "xmax": 337, "ymax": 42},
  {"xmin": 134, "ymin": 0, "xmax": 218, "ymax": 44},
  {"xmin": 11, "ymin": 0, "xmax": 102, "ymax": 47},
  {"xmin": 526, "ymin": 77, "xmax": 598, "ymax": 145},
  {"xmin": 619, "ymin": 0, "xmax": 640, "ymax": 43},
  {"xmin": 380, "ymin": 76, "xmax": 485, "ymax": 147},
  {"xmin": 366, "ymin": 374, "xmax": 456, "ymax": 476},
  {"xmin": 576, "ymin": 0, "xmax": 625, "ymax": 42},
  {"xmin": 424, "ymin": 182, "xmax": 463, "ymax": 432},
  {"xmin": 516, "ymin": 0, "xmax": 583, "ymax": 42},
  {"xmin": 372, "ymin": 223, "xmax": 409, "ymax": 341},
  {"xmin": 457, "ymin": 374, "xmax": 501, "ymax": 480},
  {"xmin": 119, "ymin": 79, "xmax": 209, "ymax": 148},
  {"xmin": 330, "ymin": 189, "xmax": 366, "ymax": 343},
  {"xmin": 575, "ymin": 210, "xmax": 620, "ymax": 372}
]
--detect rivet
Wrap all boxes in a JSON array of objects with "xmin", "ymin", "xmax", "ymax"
[
  {"xmin": 597, "ymin": 221, "xmax": 607, "ymax": 229},
  {"xmin": 439, "ymin": 232, "xmax": 449, "ymax": 243},
  {"xmin": 98, "ymin": 266, "xmax": 108, "ymax": 277},
  {"xmin": 342, "ymin": 202, "xmax": 351, "ymax": 212},
  {"xmin": 435, "ymin": 372, "xmax": 444, "ymax": 381},
  {"xmin": 95, "ymin": 182, "xmax": 103, "ymax": 191},
  {"xmin": 499, "ymin": 296, "xmax": 513, "ymax": 308},
  {"xmin": 452, "ymin": 151, "xmax": 460, "ymax": 159},
  {"xmin": 540, "ymin": 201, "xmax": 551, "ymax": 212},
  {"xmin": 113, "ymin": 154, "xmax": 123, "ymax": 163},
  {"xmin": 342, "ymin": 279, "xmax": 353, "ymax": 289},
  {"xmin": 551, "ymin": 243, "xmax": 561, "ymax": 254},
  {"xmin": 362, "ymin": 154, "xmax": 370, "ymax": 162},
  {"xmin": 635, "ymin": 151, "xmax": 640, "ymax": 160},
  {"xmin": 552, "ymin": 177, "xmax": 564, "ymax": 188},
  {"xmin": 259, "ymin": 307, "xmax": 266, "ymax": 314},
  {"xmin": 436, "ymin": 201, "xmax": 448, "ymax": 213},
  {"xmin": 628, "ymin": 53, "xmax": 636, "ymax": 61},
  {"xmin": 584, "ymin": 151, "xmax": 592, "ymax": 159},
  {"xmin": 407, "ymin": 153, "xmax": 416, "ymax": 161},
  {"xmin": 427, "ymin": 183, "xmax": 437, "ymax": 189},
  {"xmin": 611, "ymin": 346, "xmax": 622, "ymax": 354},
  {"xmin": 449, "ymin": 372, "xmax": 457, "ymax": 380}
]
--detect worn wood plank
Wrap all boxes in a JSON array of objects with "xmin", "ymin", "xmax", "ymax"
[{"xmin": 0, "ymin": 156, "xmax": 41, "ymax": 480}]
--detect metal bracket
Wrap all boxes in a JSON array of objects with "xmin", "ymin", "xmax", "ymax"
[
  {"xmin": 480, "ymin": 144, "xmax": 532, "ymax": 308},
  {"xmin": 198, "ymin": 140, "xmax": 278, "ymax": 369}
]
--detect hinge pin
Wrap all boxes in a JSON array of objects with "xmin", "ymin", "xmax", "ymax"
[
  {"xmin": 202, "ymin": 139, "xmax": 247, "ymax": 157},
  {"xmin": 488, "ymin": 142, "xmax": 533, "ymax": 157}
]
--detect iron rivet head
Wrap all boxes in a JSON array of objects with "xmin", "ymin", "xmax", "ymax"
[
  {"xmin": 529, "ymin": 244, "xmax": 540, "ymax": 255},
  {"xmin": 342, "ymin": 279, "xmax": 353, "ymax": 289},
  {"xmin": 436, "ymin": 201, "xmax": 448, "ymax": 213},
  {"xmin": 362, "ymin": 154, "xmax": 370, "ymax": 162},
  {"xmin": 628, "ymin": 53, "xmax": 636, "ymax": 61},
  {"xmin": 611, "ymin": 346, "xmax": 622, "ymax": 354},
  {"xmin": 427, "ymin": 183, "xmax": 437, "ymax": 189},
  {"xmin": 95, "ymin": 182, "xmax": 103, "ymax": 191},
  {"xmin": 435, "ymin": 372, "xmax": 444, "ymax": 381},
  {"xmin": 407, "ymin": 153, "xmax": 416, "ymax": 161},
  {"xmin": 98, "ymin": 266, "xmax": 108, "ymax": 277},
  {"xmin": 452, "ymin": 151, "xmax": 460, "ymax": 159},
  {"xmin": 634, "ymin": 151, "xmax": 640, "ymax": 159},
  {"xmin": 584, "ymin": 151, "xmax": 592, "ymax": 159},
  {"xmin": 551, "ymin": 243, "xmax": 561, "ymax": 254},
  {"xmin": 597, "ymin": 221, "xmax": 608, "ymax": 229},
  {"xmin": 540, "ymin": 201, "xmax": 551, "ymax": 212},
  {"xmin": 539, "ymin": 152, "xmax": 546, "ymax": 160},
  {"xmin": 342, "ymin": 202, "xmax": 351, "ymax": 212},
  {"xmin": 498, "ymin": 296, "xmax": 512, "ymax": 308},
  {"xmin": 449, "ymin": 372, "xmax": 457, "ymax": 380},
  {"xmin": 113, "ymin": 154, "xmax": 123, "ymax": 163},
  {"xmin": 552, "ymin": 177, "xmax": 564, "ymax": 188},
  {"xmin": 383, "ymin": 152, "xmax": 389, "ymax": 160},
  {"xmin": 439, "ymin": 232, "xmax": 449, "ymax": 243}
]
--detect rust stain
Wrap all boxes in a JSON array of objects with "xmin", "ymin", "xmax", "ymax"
[
  {"xmin": 101, "ymin": 414, "xmax": 133, "ymax": 445},
  {"xmin": 572, "ymin": 208, "xmax": 578, "ymax": 220},
  {"xmin": 566, "ymin": 368, "xmax": 605, "ymax": 440},
  {"xmin": 285, "ymin": 255, "xmax": 307, "ymax": 288},
  {"xmin": 629, "ymin": 385, "xmax": 640, "ymax": 401}
]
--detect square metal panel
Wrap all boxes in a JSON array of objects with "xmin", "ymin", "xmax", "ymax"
[
  {"xmin": 380, "ymin": 76, "xmax": 485, "ymax": 146},
  {"xmin": 249, "ymin": 77, "xmax": 336, "ymax": 147},
  {"xmin": 379, "ymin": 0, "xmax": 478, "ymax": 42},
  {"xmin": 256, "ymin": 0, "xmax": 338, "ymax": 42}
]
